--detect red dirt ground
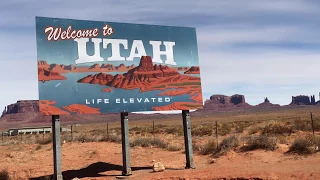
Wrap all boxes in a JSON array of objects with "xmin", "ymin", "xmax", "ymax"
[{"xmin": 1, "ymin": 142, "xmax": 319, "ymax": 180}]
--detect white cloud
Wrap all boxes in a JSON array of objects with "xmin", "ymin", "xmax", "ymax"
[{"xmin": 1, "ymin": 0, "xmax": 320, "ymax": 111}]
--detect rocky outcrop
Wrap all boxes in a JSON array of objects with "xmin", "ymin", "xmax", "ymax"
[
  {"xmin": 184, "ymin": 66, "xmax": 200, "ymax": 74},
  {"xmin": 38, "ymin": 60, "xmax": 135, "ymax": 73},
  {"xmin": 230, "ymin": 94, "xmax": 246, "ymax": 105},
  {"xmin": 5, "ymin": 100, "xmax": 39, "ymax": 114},
  {"xmin": 203, "ymin": 94, "xmax": 251, "ymax": 111},
  {"xmin": 78, "ymin": 73, "xmax": 114, "ymax": 85},
  {"xmin": 77, "ymin": 56, "xmax": 195, "ymax": 90},
  {"xmin": 256, "ymin": 97, "xmax": 281, "ymax": 108},
  {"xmin": 1, "ymin": 107, "xmax": 6, "ymax": 117},
  {"xmin": 311, "ymin": 95, "xmax": 316, "ymax": 105},
  {"xmin": 38, "ymin": 68, "xmax": 67, "ymax": 81},
  {"xmin": 290, "ymin": 95, "xmax": 312, "ymax": 105}
]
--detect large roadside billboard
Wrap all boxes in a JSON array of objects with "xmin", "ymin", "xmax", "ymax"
[{"xmin": 36, "ymin": 16, "xmax": 203, "ymax": 115}]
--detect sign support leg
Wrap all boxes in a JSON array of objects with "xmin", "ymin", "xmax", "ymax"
[
  {"xmin": 182, "ymin": 110, "xmax": 195, "ymax": 169},
  {"xmin": 52, "ymin": 115, "xmax": 63, "ymax": 180},
  {"xmin": 121, "ymin": 112, "xmax": 132, "ymax": 176}
]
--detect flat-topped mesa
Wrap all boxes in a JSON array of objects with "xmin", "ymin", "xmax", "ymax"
[
  {"xmin": 5, "ymin": 100, "xmax": 39, "ymax": 114},
  {"xmin": 290, "ymin": 95, "xmax": 312, "ymax": 105}
]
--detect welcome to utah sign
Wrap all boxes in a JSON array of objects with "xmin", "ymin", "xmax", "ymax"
[{"xmin": 36, "ymin": 16, "xmax": 203, "ymax": 115}]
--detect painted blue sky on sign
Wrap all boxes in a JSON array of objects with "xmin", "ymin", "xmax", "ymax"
[
  {"xmin": 36, "ymin": 17, "xmax": 199, "ymax": 67},
  {"xmin": 1, "ymin": 0, "xmax": 320, "ymax": 112}
]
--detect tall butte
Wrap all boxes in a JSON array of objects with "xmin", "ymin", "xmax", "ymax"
[{"xmin": 137, "ymin": 56, "xmax": 155, "ymax": 71}]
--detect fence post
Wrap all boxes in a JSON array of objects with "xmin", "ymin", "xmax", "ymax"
[
  {"xmin": 310, "ymin": 112, "xmax": 315, "ymax": 137},
  {"xmin": 215, "ymin": 121, "xmax": 218, "ymax": 150},
  {"xmin": 153, "ymin": 121, "xmax": 155, "ymax": 142}
]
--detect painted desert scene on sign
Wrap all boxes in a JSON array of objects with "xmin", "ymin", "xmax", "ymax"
[{"xmin": 38, "ymin": 55, "xmax": 203, "ymax": 115}]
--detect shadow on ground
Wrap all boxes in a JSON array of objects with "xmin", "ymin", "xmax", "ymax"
[{"xmin": 29, "ymin": 162, "xmax": 154, "ymax": 180}]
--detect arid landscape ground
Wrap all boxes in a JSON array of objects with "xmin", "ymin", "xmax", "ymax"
[{"xmin": 1, "ymin": 105, "xmax": 320, "ymax": 180}]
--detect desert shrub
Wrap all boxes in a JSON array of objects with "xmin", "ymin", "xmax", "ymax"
[
  {"xmin": 74, "ymin": 134, "xmax": 95, "ymax": 142},
  {"xmin": 218, "ymin": 123, "xmax": 232, "ymax": 136},
  {"xmin": 248, "ymin": 126, "xmax": 262, "ymax": 135},
  {"xmin": 292, "ymin": 119, "xmax": 311, "ymax": 131},
  {"xmin": 167, "ymin": 144, "xmax": 182, "ymax": 151},
  {"xmin": 262, "ymin": 123, "xmax": 294, "ymax": 135},
  {"xmin": 214, "ymin": 135, "xmax": 239, "ymax": 157},
  {"xmin": 288, "ymin": 135, "xmax": 320, "ymax": 155},
  {"xmin": 276, "ymin": 135, "xmax": 288, "ymax": 144},
  {"xmin": 192, "ymin": 140, "xmax": 201, "ymax": 152},
  {"xmin": 241, "ymin": 135, "xmax": 277, "ymax": 151},
  {"xmin": 0, "ymin": 169, "xmax": 10, "ymax": 180},
  {"xmin": 192, "ymin": 124, "xmax": 214, "ymax": 136},
  {"xmin": 36, "ymin": 136, "xmax": 52, "ymax": 145},
  {"xmin": 288, "ymin": 138, "xmax": 314, "ymax": 155},
  {"xmin": 165, "ymin": 126, "xmax": 183, "ymax": 136},
  {"xmin": 199, "ymin": 140, "xmax": 217, "ymax": 155},
  {"xmin": 130, "ymin": 137, "xmax": 168, "ymax": 149},
  {"xmin": 98, "ymin": 134, "xmax": 121, "ymax": 143}
]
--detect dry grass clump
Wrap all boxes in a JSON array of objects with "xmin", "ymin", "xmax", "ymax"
[
  {"xmin": 130, "ymin": 137, "xmax": 168, "ymax": 149},
  {"xmin": 262, "ymin": 123, "xmax": 294, "ymax": 135},
  {"xmin": 167, "ymin": 144, "xmax": 183, "ymax": 151},
  {"xmin": 199, "ymin": 140, "xmax": 217, "ymax": 155},
  {"xmin": 241, "ymin": 135, "xmax": 277, "ymax": 151},
  {"xmin": 192, "ymin": 124, "xmax": 214, "ymax": 136},
  {"xmin": 98, "ymin": 134, "xmax": 121, "ymax": 143},
  {"xmin": 0, "ymin": 169, "xmax": 10, "ymax": 180},
  {"xmin": 214, "ymin": 135, "xmax": 239, "ymax": 157},
  {"xmin": 288, "ymin": 135, "xmax": 320, "ymax": 155},
  {"xmin": 35, "ymin": 136, "xmax": 52, "ymax": 145}
]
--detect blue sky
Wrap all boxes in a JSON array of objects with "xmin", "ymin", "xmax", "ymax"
[{"xmin": 1, "ymin": 0, "xmax": 320, "ymax": 112}]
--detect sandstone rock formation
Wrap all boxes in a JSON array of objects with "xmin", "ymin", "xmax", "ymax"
[
  {"xmin": 5, "ymin": 100, "xmax": 39, "ymax": 114},
  {"xmin": 37, "ymin": 60, "xmax": 135, "ymax": 74},
  {"xmin": 290, "ymin": 95, "xmax": 312, "ymax": 105},
  {"xmin": 202, "ymin": 94, "xmax": 251, "ymax": 111},
  {"xmin": 77, "ymin": 56, "xmax": 199, "ymax": 91},
  {"xmin": 184, "ymin": 66, "xmax": 200, "ymax": 74},
  {"xmin": 311, "ymin": 95, "xmax": 316, "ymax": 105},
  {"xmin": 256, "ymin": 97, "xmax": 281, "ymax": 108},
  {"xmin": 38, "ymin": 68, "xmax": 67, "ymax": 81}
]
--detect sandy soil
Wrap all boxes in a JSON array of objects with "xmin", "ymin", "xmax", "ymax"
[{"xmin": 1, "ymin": 142, "xmax": 319, "ymax": 180}]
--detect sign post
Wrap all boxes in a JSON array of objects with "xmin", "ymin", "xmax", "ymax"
[
  {"xmin": 52, "ymin": 115, "xmax": 63, "ymax": 180},
  {"xmin": 182, "ymin": 110, "xmax": 195, "ymax": 169},
  {"xmin": 120, "ymin": 112, "xmax": 132, "ymax": 176}
]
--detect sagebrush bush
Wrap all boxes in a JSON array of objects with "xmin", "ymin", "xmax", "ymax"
[
  {"xmin": 36, "ymin": 136, "xmax": 52, "ymax": 145},
  {"xmin": 199, "ymin": 140, "xmax": 217, "ymax": 155},
  {"xmin": 262, "ymin": 123, "xmax": 294, "ymax": 135},
  {"xmin": 288, "ymin": 138, "xmax": 314, "ymax": 155},
  {"xmin": 241, "ymin": 135, "xmax": 277, "ymax": 151},
  {"xmin": 288, "ymin": 135, "xmax": 320, "ymax": 155},
  {"xmin": 130, "ymin": 137, "xmax": 168, "ymax": 149}
]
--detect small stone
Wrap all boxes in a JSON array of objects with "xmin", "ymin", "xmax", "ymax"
[
  {"xmin": 209, "ymin": 158, "xmax": 217, "ymax": 164},
  {"xmin": 152, "ymin": 162, "xmax": 165, "ymax": 172}
]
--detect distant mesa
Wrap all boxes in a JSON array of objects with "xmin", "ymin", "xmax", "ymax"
[
  {"xmin": 38, "ymin": 68, "xmax": 67, "ymax": 81},
  {"xmin": 202, "ymin": 94, "xmax": 252, "ymax": 111},
  {"xmin": 184, "ymin": 66, "xmax": 200, "ymax": 74},
  {"xmin": 256, "ymin": 97, "xmax": 281, "ymax": 108},
  {"xmin": 37, "ymin": 60, "xmax": 135, "ymax": 74},
  {"xmin": 290, "ymin": 95, "xmax": 316, "ymax": 106}
]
